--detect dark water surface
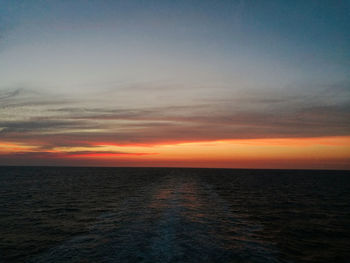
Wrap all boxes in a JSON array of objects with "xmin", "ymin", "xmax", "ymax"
[{"xmin": 0, "ymin": 167, "xmax": 349, "ymax": 262}]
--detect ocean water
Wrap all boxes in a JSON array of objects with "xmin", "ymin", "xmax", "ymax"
[{"xmin": 0, "ymin": 167, "xmax": 349, "ymax": 263}]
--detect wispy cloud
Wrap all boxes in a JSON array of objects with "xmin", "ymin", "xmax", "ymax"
[{"xmin": 1, "ymin": 82, "xmax": 349, "ymax": 154}]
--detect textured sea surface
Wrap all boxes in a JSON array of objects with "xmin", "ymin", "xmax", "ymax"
[{"xmin": 0, "ymin": 167, "xmax": 349, "ymax": 263}]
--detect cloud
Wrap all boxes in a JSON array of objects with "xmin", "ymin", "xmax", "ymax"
[
  {"xmin": 0, "ymin": 88, "xmax": 22, "ymax": 100},
  {"xmin": 0, "ymin": 119, "xmax": 94, "ymax": 133},
  {"xmin": 0, "ymin": 84, "xmax": 349, "ymax": 152}
]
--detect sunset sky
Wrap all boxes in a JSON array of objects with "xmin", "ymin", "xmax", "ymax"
[{"xmin": 0, "ymin": 0, "xmax": 349, "ymax": 169}]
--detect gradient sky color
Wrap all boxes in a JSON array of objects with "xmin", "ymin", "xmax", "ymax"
[{"xmin": 0, "ymin": 0, "xmax": 349, "ymax": 169}]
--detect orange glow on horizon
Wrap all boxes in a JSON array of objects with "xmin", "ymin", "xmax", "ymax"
[
  {"xmin": 70, "ymin": 152, "xmax": 158, "ymax": 158},
  {"xmin": 0, "ymin": 142, "xmax": 40, "ymax": 153},
  {"xmin": 1, "ymin": 136, "xmax": 350, "ymax": 169}
]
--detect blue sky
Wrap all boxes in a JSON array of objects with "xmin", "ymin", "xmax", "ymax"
[{"xmin": 1, "ymin": 0, "xmax": 348, "ymax": 91}]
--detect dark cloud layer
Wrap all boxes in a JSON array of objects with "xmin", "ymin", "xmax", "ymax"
[{"xmin": 1, "ymin": 84, "xmax": 349, "ymax": 152}]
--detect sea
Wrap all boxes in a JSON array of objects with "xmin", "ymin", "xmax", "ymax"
[{"xmin": 0, "ymin": 166, "xmax": 349, "ymax": 263}]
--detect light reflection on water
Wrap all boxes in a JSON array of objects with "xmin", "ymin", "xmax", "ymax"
[
  {"xmin": 27, "ymin": 173, "xmax": 277, "ymax": 263},
  {"xmin": 1, "ymin": 167, "xmax": 349, "ymax": 262}
]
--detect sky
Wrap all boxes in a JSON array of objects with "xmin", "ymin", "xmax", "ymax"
[{"xmin": 0, "ymin": 0, "xmax": 349, "ymax": 169}]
